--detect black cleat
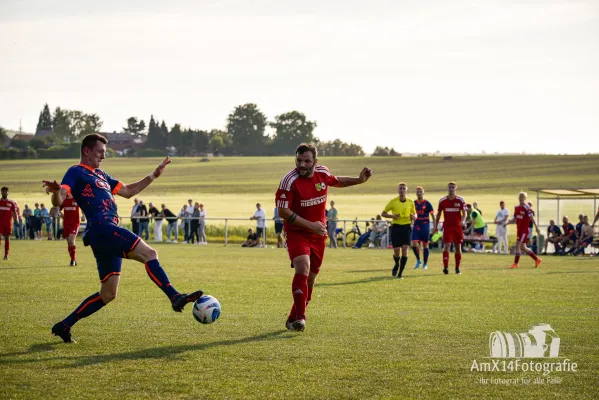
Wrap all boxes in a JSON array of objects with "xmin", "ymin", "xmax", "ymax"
[
  {"xmin": 171, "ymin": 290, "xmax": 204, "ymax": 312},
  {"xmin": 455, "ymin": 268, "xmax": 461, "ymax": 275},
  {"xmin": 443, "ymin": 268, "xmax": 449, "ymax": 275},
  {"xmin": 392, "ymin": 266, "xmax": 399, "ymax": 276},
  {"xmin": 69, "ymin": 260, "xmax": 78, "ymax": 267},
  {"xmin": 3, "ymin": 255, "xmax": 7, "ymax": 260},
  {"xmin": 292, "ymin": 319, "xmax": 306, "ymax": 332},
  {"xmin": 52, "ymin": 322, "xmax": 76, "ymax": 343}
]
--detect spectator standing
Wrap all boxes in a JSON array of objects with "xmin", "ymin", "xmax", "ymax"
[
  {"xmin": 13, "ymin": 202, "xmax": 22, "ymax": 240},
  {"xmin": 33, "ymin": 203, "xmax": 42, "ymax": 240},
  {"xmin": 49, "ymin": 204, "xmax": 61, "ymax": 239},
  {"xmin": 273, "ymin": 207, "xmax": 284, "ymax": 248},
  {"xmin": 493, "ymin": 201, "xmax": 510, "ymax": 254},
  {"xmin": 190, "ymin": 202, "xmax": 200, "ymax": 244},
  {"xmin": 162, "ymin": 204, "xmax": 178, "ymax": 243},
  {"xmin": 326, "ymin": 200, "xmax": 338, "ymax": 248},
  {"xmin": 250, "ymin": 203, "xmax": 266, "ymax": 248},
  {"xmin": 131, "ymin": 198, "xmax": 140, "ymax": 238},
  {"xmin": 22, "ymin": 204, "xmax": 33, "ymax": 240},
  {"xmin": 177, "ymin": 205, "xmax": 186, "ymax": 240},
  {"xmin": 40, "ymin": 203, "xmax": 52, "ymax": 240},
  {"xmin": 148, "ymin": 202, "xmax": 163, "ymax": 242},
  {"xmin": 198, "ymin": 204, "xmax": 207, "ymax": 245},
  {"xmin": 138, "ymin": 200, "xmax": 149, "ymax": 240},
  {"xmin": 184, "ymin": 199, "xmax": 194, "ymax": 243}
]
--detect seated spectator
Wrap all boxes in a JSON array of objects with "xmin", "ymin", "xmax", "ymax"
[
  {"xmin": 572, "ymin": 215, "xmax": 593, "ymax": 256},
  {"xmin": 368, "ymin": 215, "xmax": 388, "ymax": 248},
  {"xmin": 557, "ymin": 216, "xmax": 576, "ymax": 254},
  {"xmin": 466, "ymin": 203, "xmax": 487, "ymax": 252},
  {"xmin": 352, "ymin": 218, "xmax": 375, "ymax": 249},
  {"xmin": 542, "ymin": 220, "xmax": 562, "ymax": 255},
  {"xmin": 242, "ymin": 228, "xmax": 258, "ymax": 247}
]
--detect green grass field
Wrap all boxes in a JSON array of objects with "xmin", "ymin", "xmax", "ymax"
[
  {"xmin": 0, "ymin": 241, "xmax": 597, "ymax": 399},
  {"xmin": 2, "ymin": 155, "xmax": 599, "ymax": 227}
]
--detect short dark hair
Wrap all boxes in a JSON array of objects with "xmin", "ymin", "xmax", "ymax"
[
  {"xmin": 81, "ymin": 133, "xmax": 108, "ymax": 156},
  {"xmin": 296, "ymin": 143, "xmax": 317, "ymax": 160},
  {"xmin": 1, "ymin": 187, "xmax": 7, "ymax": 191}
]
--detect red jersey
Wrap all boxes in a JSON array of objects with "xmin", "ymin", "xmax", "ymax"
[
  {"xmin": 514, "ymin": 204, "xmax": 534, "ymax": 233},
  {"xmin": 0, "ymin": 198, "xmax": 17, "ymax": 226},
  {"xmin": 438, "ymin": 196, "xmax": 466, "ymax": 227},
  {"xmin": 60, "ymin": 197, "xmax": 80, "ymax": 226},
  {"xmin": 275, "ymin": 166, "xmax": 339, "ymax": 236}
]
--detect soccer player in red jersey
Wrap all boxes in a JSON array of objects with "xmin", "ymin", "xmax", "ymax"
[
  {"xmin": 60, "ymin": 193, "xmax": 80, "ymax": 266},
  {"xmin": 275, "ymin": 143, "xmax": 372, "ymax": 332},
  {"xmin": 0, "ymin": 187, "xmax": 19, "ymax": 260},
  {"xmin": 432, "ymin": 182, "xmax": 467, "ymax": 275},
  {"xmin": 504, "ymin": 192, "xmax": 542, "ymax": 269}
]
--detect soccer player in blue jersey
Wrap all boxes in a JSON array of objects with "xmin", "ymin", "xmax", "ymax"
[
  {"xmin": 411, "ymin": 186, "xmax": 435, "ymax": 270},
  {"xmin": 43, "ymin": 134, "xmax": 203, "ymax": 343}
]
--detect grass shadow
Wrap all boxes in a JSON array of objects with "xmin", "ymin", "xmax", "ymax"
[{"xmin": 0, "ymin": 330, "xmax": 289, "ymax": 368}]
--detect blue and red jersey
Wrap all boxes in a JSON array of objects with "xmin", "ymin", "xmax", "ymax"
[
  {"xmin": 61, "ymin": 164, "xmax": 123, "ymax": 228},
  {"xmin": 414, "ymin": 199, "xmax": 434, "ymax": 227}
]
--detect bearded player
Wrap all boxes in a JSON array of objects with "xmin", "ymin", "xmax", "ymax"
[
  {"xmin": 504, "ymin": 192, "xmax": 542, "ymax": 269},
  {"xmin": 276, "ymin": 143, "xmax": 372, "ymax": 332},
  {"xmin": 60, "ymin": 193, "xmax": 80, "ymax": 266}
]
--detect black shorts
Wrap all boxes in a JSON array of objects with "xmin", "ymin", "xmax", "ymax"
[
  {"xmin": 391, "ymin": 224, "xmax": 412, "ymax": 248},
  {"xmin": 256, "ymin": 227, "xmax": 264, "ymax": 237},
  {"xmin": 275, "ymin": 222, "xmax": 283, "ymax": 234}
]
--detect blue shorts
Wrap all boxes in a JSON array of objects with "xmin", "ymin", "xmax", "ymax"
[
  {"xmin": 411, "ymin": 224, "xmax": 430, "ymax": 243},
  {"xmin": 474, "ymin": 227, "xmax": 485, "ymax": 235},
  {"xmin": 83, "ymin": 223, "xmax": 141, "ymax": 282}
]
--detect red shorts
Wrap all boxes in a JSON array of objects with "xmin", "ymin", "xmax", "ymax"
[
  {"xmin": 63, "ymin": 224, "xmax": 80, "ymax": 238},
  {"xmin": 286, "ymin": 232, "xmax": 326, "ymax": 275},
  {"xmin": 516, "ymin": 230, "xmax": 529, "ymax": 243},
  {"xmin": 1, "ymin": 223, "xmax": 12, "ymax": 237},
  {"xmin": 443, "ymin": 226, "xmax": 464, "ymax": 244}
]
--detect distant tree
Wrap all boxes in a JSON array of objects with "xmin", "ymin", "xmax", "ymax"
[
  {"xmin": 36, "ymin": 103, "xmax": 53, "ymax": 132},
  {"xmin": 318, "ymin": 139, "xmax": 364, "ymax": 156},
  {"xmin": 160, "ymin": 121, "xmax": 169, "ymax": 149},
  {"xmin": 372, "ymin": 146, "xmax": 399, "ymax": 156},
  {"xmin": 52, "ymin": 107, "xmax": 72, "ymax": 142},
  {"xmin": 227, "ymin": 103, "xmax": 268, "ymax": 155},
  {"xmin": 270, "ymin": 111, "xmax": 317, "ymax": 155},
  {"xmin": 145, "ymin": 115, "xmax": 165, "ymax": 149},
  {"xmin": 0, "ymin": 126, "xmax": 7, "ymax": 147},
  {"xmin": 169, "ymin": 124, "xmax": 182, "ymax": 152},
  {"xmin": 209, "ymin": 129, "xmax": 233, "ymax": 155}
]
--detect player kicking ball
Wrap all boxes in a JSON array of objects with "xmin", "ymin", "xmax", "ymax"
[
  {"xmin": 504, "ymin": 192, "xmax": 542, "ymax": 269},
  {"xmin": 43, "ymin": 134, "xmax": 203, "ymax": 343},
  {"xmin": 276, "ymin": 143, "xmax": 372, "ymax": 332}
]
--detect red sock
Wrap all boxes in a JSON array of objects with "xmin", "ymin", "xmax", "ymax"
[
  {"xmin": 527, "ymin": 250, "xmax": 538, "ymax": 261},
  {"xmin": 291, "ymin": 274, "xmax": 308, "ymax": 320},
  {"xmin": 455, "ymin": 253, "xmax": 461, "ymax": 268},
  {"xmin": 71, "ymin": 245, "xmax": 76, "ymax": 261},
  {"xmin": 4, "ymin": 237, "xmax": 9, "ymax": 256},
  {"xmin": 443, "ymin": 251, "xmax": 449, "ymax": 268},
  {"xmin": 288, "ymin": 304, "xmax": 296, "ymax": 322},
  {"xmin": 68, "ymin": 246, "xmax": 73, "ymax": 261},
  {"xmin": 514, "ymin": 255, "xmax": 520, "ymax": 264}
]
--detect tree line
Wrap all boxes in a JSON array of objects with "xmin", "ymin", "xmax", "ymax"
[{"xmin": 1, "ymin": 103, "xmax": 399, "ymax": 158}]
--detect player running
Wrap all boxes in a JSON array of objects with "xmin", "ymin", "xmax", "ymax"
[
  {"xmin": 43, "ymin": 134, "xmax": 203, "ymax": 343},
  {"xmin": 60, "ymin": 193, "xmax": 80, "ymax": 266},
  {"xmin": 432, "ymin": 182, "xmax": 467, "ymax": 275},
  {"xmin": 411, "ymin": 186, "xmax": 434, "ymax": 270},
  {"xmin": 0, "ymin": 187, "xmax": 19, "ymax": 260},
  {"xmin": 504, "ymin": 192, "xmax": 542, "ymax": 269},
  {"xmin": 276, "ymin": 143, "xmax": 372, "ymax": 332}
]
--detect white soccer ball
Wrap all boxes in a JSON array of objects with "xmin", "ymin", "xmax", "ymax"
[{"xmin": 192, "ymin": 295, "xmax": 221, "ymax": 324}]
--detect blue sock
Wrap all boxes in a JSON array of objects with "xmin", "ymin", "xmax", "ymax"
[
  {"xmin": 145, "ymin": 259, "xmax": 180, "ymax": 300},
  {"xmin": 424, "ymin": 248, "xmax": 430, "ymax": 263},
  {"xmin": 62, "ymin": 292, "xmax": 106, "ymax": 329},
  {"xmin": 412, "ymin": 246, "xmax": 420, "ymax": 261}
]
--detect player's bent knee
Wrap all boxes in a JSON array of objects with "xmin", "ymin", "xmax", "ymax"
[{"xmin": 100, "ymin": 291, "xmax": 117, "ymax": 304}]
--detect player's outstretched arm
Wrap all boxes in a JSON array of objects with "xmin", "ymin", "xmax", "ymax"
[
  {"xmin": 277, "ymin": 207, "xmax": 327, "ymax": 236},
  {"xmin": 43, "ymin": 180, "xmax": 67, "ymax": 207},
  {"xmin": 117, "ymin": 157, "xmax": 171, "ymax": 199},
  {"xmin": 333, "ymin": 167, "xmax": 372, "ymax": 188}
]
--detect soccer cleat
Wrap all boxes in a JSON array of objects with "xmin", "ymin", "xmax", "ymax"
[
  {"xmin": 455, "ymin": 268, "xmax": 461, "ymax": 275},
  {"xmin": 509, "ymin": 263, "xmax": 519, "ymax": 269},
  {"xmin": 51, "ymin": 322, "xmax": 76, "ymax": 343},
  {"xmin": 414, "ymin": 260, "xmax": 422, "ymax": 270},
  {"xmin": 69, "ymin": 260, "xmax": 78, "ymax": 267},
  {"xmin": 443, "ymin": 268, "xmax": 448, "ymax": 275},
  {"xmin": 397, "ymin": 275, "xmax": 404, "ymax": 280},
  {"xmin": 534, "ymin": 258, "xmax": 542, "ymax": 268},
  {"xmin": 423, "ymin": 264, "xmax": 428, "ymax": 270},
  {"xmin": 392, "ymin": 265, "xmax": 399, "ymax": 276},
  {"xmin": 291, "ymin": 319, "xmax": 306, "ymax": 332},
  {"xmin": 3, "ymin": 255, "xmax": 7, "ymax": 260},
  {"xmin": 286, "ymin": 319, "xmax": 294, "ymax": 331},
  {"xmin": 171, "ymin": 290, "xmax": 204, "ymax": 312}
]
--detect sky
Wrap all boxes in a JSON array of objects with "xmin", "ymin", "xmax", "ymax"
[{"xmin": 1, "ymin": 0, "xmax": 598, "ymax": 154}]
